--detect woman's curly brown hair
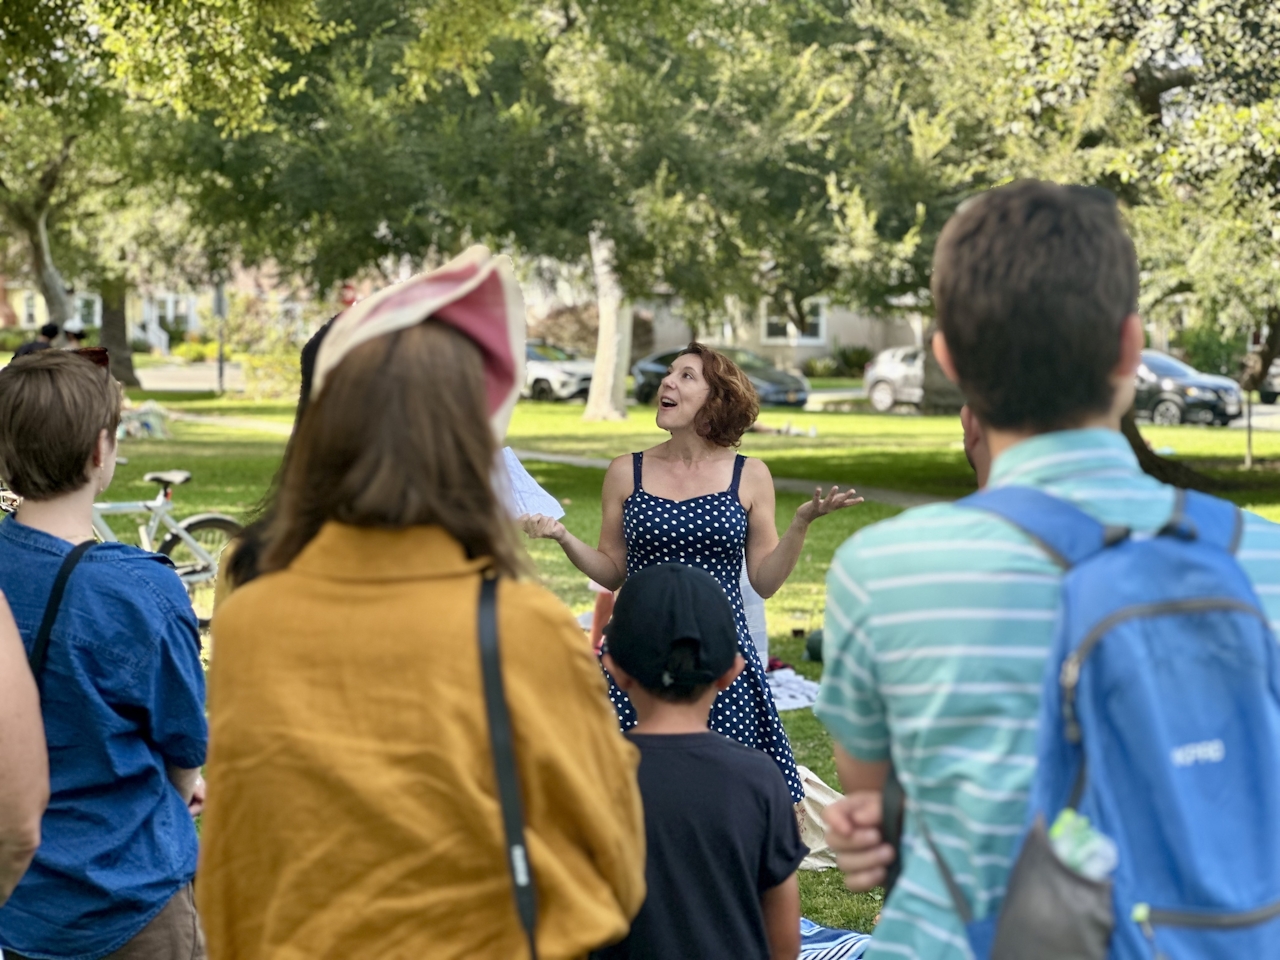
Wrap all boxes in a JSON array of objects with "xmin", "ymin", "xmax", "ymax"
[{"xmin": 680, "ymin": 342, "xmax": 759, "ymax": 447}]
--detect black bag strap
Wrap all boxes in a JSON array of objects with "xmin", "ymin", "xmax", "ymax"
[
  {"xmin": 919, "ymin": 816, "xmax": 974, "ymax": 925},
  {"xmin": 29, "ymin": 541, "xmax": 95, "ymax": 684},
  {"xmin": 478, "ymin": 574, "xmax": 539, "ymax": 959},
  {"xmin": 880, "ymin": 761, "xmax": 907, "ymax": 898}
]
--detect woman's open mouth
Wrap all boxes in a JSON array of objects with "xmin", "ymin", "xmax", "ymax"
[{"xmin": 659, "ymin": 397, "xmax": 677, "ymax": 409}]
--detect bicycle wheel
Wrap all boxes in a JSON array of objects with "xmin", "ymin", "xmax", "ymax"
[{"xmin": 158, "ymin": 514, "xmax": 243, "ymax": 630}]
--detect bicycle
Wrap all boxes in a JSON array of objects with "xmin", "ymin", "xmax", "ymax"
[{"xmin": 91, "ymin": 470, "xmax": 242, "ymax": 629}]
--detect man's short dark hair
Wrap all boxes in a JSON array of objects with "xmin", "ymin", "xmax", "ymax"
[
  {"xmin": 40, "ymin": 322, "xmax": 59, "ymax": 339},
  {"xmin": 0, "ymin": 350, "xmax": 121, "ymax": 499},
  {"xmin": 932, "ymin": 181, "xmax": 1138, "ymax": 432}
]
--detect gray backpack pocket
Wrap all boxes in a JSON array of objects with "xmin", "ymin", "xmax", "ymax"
[{"xmin": 991, "ymin": 815, "xmax": 1114, "ymax": 960}]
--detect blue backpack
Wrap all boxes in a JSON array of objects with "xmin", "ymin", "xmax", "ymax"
[{"xmin": 926, "ymin": 486, "xmax": 1280, "ymax": 960}]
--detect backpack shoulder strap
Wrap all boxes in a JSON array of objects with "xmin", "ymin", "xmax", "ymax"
[
  {"xmin": 30, "ymin": 540, "xmax": 95, "ymax": 685},
  {"xmin": 1164, "ymin": 489, "xmax": 1244, "ymax": 554},
  {"xmin": 477, "ymin": 574, "xmax": 539, "ymax": 960},
  {"xmin": 958, "ymin": 486, "xmax": 1123, "ymax": 569}
]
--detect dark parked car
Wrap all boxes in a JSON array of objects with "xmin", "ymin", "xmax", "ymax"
[
  {"xmin": 631, "ymin": 347, "xmax": 808, "ymax": 406},
  {"xmin": 1134, "ymin": 350, "xmax": 1242, "ymax": 426}
]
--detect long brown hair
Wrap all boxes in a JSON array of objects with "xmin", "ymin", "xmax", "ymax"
[{"xmin": 263, "ymin": 321, "xmax": 529, "ymax": 577}]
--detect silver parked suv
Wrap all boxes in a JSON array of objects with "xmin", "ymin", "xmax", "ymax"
[{"xmin": 863, "ymin": 346, "xmax": 924, "ymax": 412}]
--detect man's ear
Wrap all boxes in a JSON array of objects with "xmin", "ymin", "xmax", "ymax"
[
  {"xmin": 601, "ymin": 652, "xmax": 636, "ymax": 692},
  {"xmin": 932, "ymin": 331, "xmax": 959, "ymax": 384},
  {"xmin": 91, "ymin": 428, "xmax": 112, "ymax": 468},
  {"xmin": 1115, "ymin": 313, "xmax": 1143, "ymax": 377},
  {"xmin": 714, "ymin": 654, "xmax": 746, "ymax": 691}
]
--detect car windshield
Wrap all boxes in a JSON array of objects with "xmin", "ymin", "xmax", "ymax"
[
  {"xmin": 717, "ymin": 349, "xmax": 775, "ymax": 373},
  {"xmin": 529, "ymin": 344, "xmax": 573, "ymax": 361},
  {"xmin": 1142, "ymin": 351, "xmax": 1196, "ymax": 378}
]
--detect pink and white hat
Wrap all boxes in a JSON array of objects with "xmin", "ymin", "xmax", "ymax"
[{"xmin": 312, "ymin": 246, "xmax": 526, "ymax": 440}]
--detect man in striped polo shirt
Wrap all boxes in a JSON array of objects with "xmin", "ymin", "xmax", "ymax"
[{"xmin": 815, "ymin": 181, "xmax": 1280, "ymax": 960}]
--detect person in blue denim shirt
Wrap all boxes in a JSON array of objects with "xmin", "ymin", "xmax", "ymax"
[{"xmin": 0, "ymin": 350, "xmax": 208, "ymax": 960}]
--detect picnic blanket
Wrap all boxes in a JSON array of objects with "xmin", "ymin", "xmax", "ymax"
[
  {"xmin": 768, "ymin": 667, "xmax": 821, "ymax": 711},
  {"xmin": 800, "ymin": 918, "xmax": 874, "ymax": 959}
]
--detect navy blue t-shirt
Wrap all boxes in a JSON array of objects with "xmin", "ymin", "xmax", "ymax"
[
  {"xmin": 0, "ymin": 518, "xmax": 207, "ymax": 960},
  {"xmin": 596, "ymin": 731, "xmax": 807, "ymax": 960}
]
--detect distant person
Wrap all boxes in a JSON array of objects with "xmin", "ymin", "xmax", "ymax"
[
  {"xmin": 0, "ymin": 592, "xmax": 47, "ymax": 907},
  {"xmin": 198, "ymin": 248, "xmax": 646, "ymax": 959},
  {"xmin": 0, "ymin": 350, "xmax": 208, "ymax": 960},
  {"xmin": 13, "ymin": 323, "xmax": 58, "ymax": 359},
  {"xmin": 213, "ymin": 315, "xmax": 334, "ymax": 601},
  {"xmin": 594, "ymin": 563, "xmax": 805, "ymax": 960},
  {"xmin": 63, "ymin": 328, "xmax": 88, "ymax": 348},
  {"xmin": 522, "ymin": 341, "xmax": 863, "ymax": 803},
  {"xmin": 818, "ymin": 181, "xmax": 1280, "ymax": 959}
]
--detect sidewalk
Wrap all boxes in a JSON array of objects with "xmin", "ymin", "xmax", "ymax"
[{"xmin": 136, "ymin": 362, "xmax": 246, "ymax": 392}]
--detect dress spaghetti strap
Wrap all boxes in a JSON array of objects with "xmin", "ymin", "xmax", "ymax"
[
  {"xmin": 632, "ymin": 451, "xmax": 644, "ymax": 494},
  {"xmin": 729, "ymin": 454, "xmax": 746, "ymax": 499}
]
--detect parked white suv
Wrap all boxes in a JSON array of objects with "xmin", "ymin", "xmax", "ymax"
[
  {"xmin": 864, "ymin": 346, "xmax": 924, "ymax": 412},
  {"xmin": 524, "ymin": 341, "xmax": 594, "ymax": 401}
]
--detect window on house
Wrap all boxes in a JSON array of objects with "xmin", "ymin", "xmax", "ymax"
[
  {"xmin": 23, "ymin": 293, "xmax": 35, "ymax": 326},
  {"xmin": 78, "ymin": 296, "xmax": 96, "ymax": 328},
  {"xmin": 761, "ymin": 299, "xmax": 826, "ymax": 343},
  {"xmin": 764, "ymin": 314, "xmax": 790, "ymax": 340}
]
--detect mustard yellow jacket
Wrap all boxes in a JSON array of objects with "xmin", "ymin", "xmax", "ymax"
[{"xmin": 198, "ymin": 523, "xmax": 645, "ymax": 960}]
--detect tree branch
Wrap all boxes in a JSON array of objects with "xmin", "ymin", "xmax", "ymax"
[
  {"xmin": 1127, "ymin": 64, "xmax": 1198, "ymax": 118},
  {"xmin": 33, "ymin": 135, "xmax": 78, "ymax": 211}
]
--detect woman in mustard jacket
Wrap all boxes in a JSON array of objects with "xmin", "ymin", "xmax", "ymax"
[{"xmin": 198, "ymin": 251, "xmax": 646, "ymax": 960}]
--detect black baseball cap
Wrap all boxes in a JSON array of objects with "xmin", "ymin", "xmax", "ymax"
[{"xmin": 604, "ymin": 563, "xmax": 739, "ymax": 691}]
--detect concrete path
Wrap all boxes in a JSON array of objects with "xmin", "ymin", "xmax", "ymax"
[
  {"xmin": 136, "ymin": 362, "xmax": 246, "ymax": 392},
  {"xmin": 509, "ymin": 448, "xmax": 945, "ymax": 508},
  {"xmin": 167, "ymin": 411, "xmax": 292, "ymax": 436}
]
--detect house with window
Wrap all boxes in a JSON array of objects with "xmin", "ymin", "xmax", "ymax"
[
  {"xmin": 644, "ymin": 295, "xmax": 921, "ymax": 370},
  {"xmin": 2, "ymin": 279, "xmax": 103, "ymax": 333},
  {"xmin": 1, "ymin": 268, "xmax": 315, "ymax": 355}
]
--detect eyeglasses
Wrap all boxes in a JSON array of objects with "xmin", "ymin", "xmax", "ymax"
[{"xmin": 73, "ymin": 347, "xmax": 110, "ymax": 369}]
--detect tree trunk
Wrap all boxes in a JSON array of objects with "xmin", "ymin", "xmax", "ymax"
[
  {"xmin": 1120, "ymin": 410, "xmax": 1221, "ymax": 491},
  {"xmin": 583, "ymin": 230, "xmax": 629, "ymax": 421},
  {"xmin": 1239, "ymin": 306, "xmax": 1280, "ymax": 393},
  {"xmin": 99, "ymin": 275, "xmax": 139, "ymax": 387},
  {"xmin": 26, "ymin": 209, "xmax": 74, "ymax": 326}
]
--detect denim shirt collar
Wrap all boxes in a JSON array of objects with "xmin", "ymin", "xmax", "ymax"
[{"xmin": 0, "ymin": 514, "xmax": 80, "ymax": 557}]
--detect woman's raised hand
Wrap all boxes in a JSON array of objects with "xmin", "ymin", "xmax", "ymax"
[
  {"xmin": 519, "ymin": 513, "xmax": 568, "ymax": 543},
  {"xmin": 795, "ymin": 486, "xmax": 865, "ymax": 525}
]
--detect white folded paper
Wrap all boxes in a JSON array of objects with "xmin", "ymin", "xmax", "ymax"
[{"xmin": 497, "ymin": 447, "xmax": 566, "ymax": 520}]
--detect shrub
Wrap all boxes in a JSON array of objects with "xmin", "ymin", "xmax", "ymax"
[
  {"xmin": 1172, "ymin": 324, "xmax": 1246, "ymax": 377},
  {"xmin": 130, "ymin": 337, "xmax": 155, "ymax": 354},
  {"xmin": 171, "ymin": 341, "xmax": 218, "ymax": 363},
  {"xmin": 0, "ymin": 329, "xmax": 31, "ymax": 352},
  {"xmin": 240, "ymin": 350, "xmax": 301, "ymax": 399},
  {"xmin": 832, "ymin": 345, "xmax": 874, "ymax": 377},
  {"xmin": 803, "ymin": 356, "xmax": 839, "ymax": 377}
]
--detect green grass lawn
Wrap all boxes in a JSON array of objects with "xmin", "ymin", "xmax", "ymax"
[{"xmin": 806, "ymin": 377, "xmax": 864, "ymax": 391}]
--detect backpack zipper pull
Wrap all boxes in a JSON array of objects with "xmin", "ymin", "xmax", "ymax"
[{"xmin": 1132, "ymin": 903, "xmax": 1169, "ymax": 960}]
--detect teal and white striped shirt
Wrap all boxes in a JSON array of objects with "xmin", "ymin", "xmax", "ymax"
[{"xmin": 815, "ymin": 428, "xmax": 1280, "ymax": 960}]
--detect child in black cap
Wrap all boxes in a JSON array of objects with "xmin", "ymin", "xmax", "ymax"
[{"xmin": 595, "ymin": 563, "xmax": 805, "ymax": 960}]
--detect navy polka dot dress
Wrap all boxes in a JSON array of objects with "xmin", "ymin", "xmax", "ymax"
[{"xmin": 607, "ymin": 451, "xmax": 803, "ymax": 803}]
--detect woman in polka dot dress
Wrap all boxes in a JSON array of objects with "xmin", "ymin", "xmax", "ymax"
[{"xmin": 522, "ymin": 343, "xmax": 862, "ymax": 802}]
